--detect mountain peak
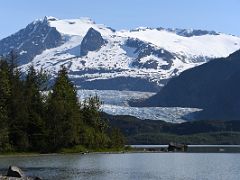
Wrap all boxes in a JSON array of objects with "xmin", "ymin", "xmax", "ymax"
[
  {"xmin": 44, "ymin": 16, "xmax": 59, "ymax": 21},
  {"xmin": 46, "ymin": 17, "xmax": 112, "ymax": 37},
  {"xmin": 80, "ymin": 28, "xmax": 107, "ymax": 56},
  {"xmin": 78, "ymin": 17, "xmax": 95, "ymax": 24}
]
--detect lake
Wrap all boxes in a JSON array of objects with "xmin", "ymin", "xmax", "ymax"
[{"xmin": 1, "ymin": 153, "xmax": 240, "ymax": 180}]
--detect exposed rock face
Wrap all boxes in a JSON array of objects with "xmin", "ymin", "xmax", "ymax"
[
  {"xmin": 170, "ymin": 29, "xmax": 219, "ymax": 37},
  {"xmin": 80, "ymin": 28, "xmax": 107, "ymax": 56},
  {"xmin": 125, "ymin": 38, "xmax": 175, "ymax": 70},
  {"xmin": 131, "ymin": 27, "xmax": 219, "ymax": 37},
  {"xmin": 0, "ymin": 18, "xmax": 63, "ymax": 64}
]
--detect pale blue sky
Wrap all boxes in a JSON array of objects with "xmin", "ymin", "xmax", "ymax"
[{"xmin": 0, "ymin": 0, "xmax": 239, "ymax": 39}]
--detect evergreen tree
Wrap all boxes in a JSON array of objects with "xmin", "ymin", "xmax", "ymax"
[
  {"xmin": 7, "ymin": 54, "xmax": 29, "ymax": 151},
  {"xmin": 110, "ymin": 128, "xmax": 125, "ymax": 148},
  {"xmin": 82, "ymin": 96, "xmax": 102, "ymax": 127},
  {"xmin": 46, "ymin": 66, "xmax": 82, "ymax": 151},
  {"xmin": 81, "ymin": 96, "xmax": 109, "ymax": 148},
  {"xmin": 24, "ymin": 65, "xmax": 46, "ymax": 151},
  {"xmin": 0, "ymin": 60, "xmax": 11, "ymax": 151}
]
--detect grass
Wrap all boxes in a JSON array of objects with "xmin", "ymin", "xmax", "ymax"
[
  {"xmin": 0, "ymin": 145, "xmax": 131, "ymax": 156},
  {"xmin": 59, "ymin": 145, "xmax": 87, "ymax": 154},
  {"xmin": 59, "ymin": 145, "xmax": 131, "ymax": 154},
  {"xmin": 0, "ymin": 151, "xmax": 40, "ymax": 157}
]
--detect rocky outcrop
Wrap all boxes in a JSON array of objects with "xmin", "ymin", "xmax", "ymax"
[
  {"xmin": 0, "ymin": 166, "xmax": 41, "ymax": 180},
  {"xmin": 80, "ymin": 28, "xmax": 107, "ymax": 56},
  {"xmin": 7, "ymin": 166, "xmax": 25, "ymax": 178},
  {"xmin": 125, "ymin": 38, "xmax": 174, "ymax": 70}
]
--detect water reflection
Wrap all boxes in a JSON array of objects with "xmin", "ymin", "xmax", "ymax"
[{"xmin": 0, "ymin": 153, "xmax": 240, "ymax": 180}]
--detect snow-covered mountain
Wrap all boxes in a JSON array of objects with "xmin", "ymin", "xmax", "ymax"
[{"xmin": 1, "ymin": 16, "xmax": 240, "ymax": 92}]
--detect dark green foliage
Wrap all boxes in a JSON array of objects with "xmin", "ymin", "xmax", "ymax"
[
  {"xmin": 110, "ymin": 128, "xmax": 125, "ymax": 148},
  {"xmin": 7, "ymin": 54, "xmax": 29, "ymax": 151},
  {"xmin": 46, "ymin": 66, "xmax": 82, "ymax": 151},
  {"xmin": 24, "ymin": 65, "xmax": 46, "ymax": 151},
  {"xmin": 105, "ymin": 113, "xmax": 240, "ymax": 145},
  {"xmin": 45, "ymin": 66, "xmax": 123, "ymax": 151},
  {"xmin": 0, "ymin": 60, "xmax": 11, "ymax": 151},
  {"xmin": 127, "ymin": 132, "xmax": 240, "ymax": 145},
  {"xmin": 0, "ymin": 59, "xmax": 124, "ymax": 153}
]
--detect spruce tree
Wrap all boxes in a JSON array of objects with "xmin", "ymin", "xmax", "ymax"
[
  {"xmin": 24, "ymin": 65, "xmax": 46, "ymax": 151},
  {"xmin": 82, "ymin": 96, "xmax": 101, "ymax": 129},
  {"xmin": 7, "ymin": 54, "xmax": 29, "ymax": 151},
  {"xmin": 81, "ymin": 96, "xmax": 109, "ymax": 148},
  {"xmin": 46, "ymin": 66, "xmax": 82, "ymax": 151},
  {"xmin": 0, "ymin": 60, "xmax": 11, "ymax": 151},
  {"xmin": 110, "ymin": 128, "xmax": 125, "ymax": 148}
]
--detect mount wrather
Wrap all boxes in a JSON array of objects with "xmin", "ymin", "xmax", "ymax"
[{"xmin": 1, "ymin": 16, "xmax": 240, "ymax": 91}]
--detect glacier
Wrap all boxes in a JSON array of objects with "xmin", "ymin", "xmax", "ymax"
[{"xmin": 78, "ymin": 89, "xmax": 201, "ymax": 123}]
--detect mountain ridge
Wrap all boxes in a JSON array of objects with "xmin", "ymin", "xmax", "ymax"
[{"xmin": 1, "ymin": 16, "xmax": 240, "ymax": 91}]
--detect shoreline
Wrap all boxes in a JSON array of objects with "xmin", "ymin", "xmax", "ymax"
[
  {"xmin": 1, "ymin": 144, "xmax": 240, "ymax": 157},
  {"xmin": 1, "ymin": 151, "xmax": 240, "ymax": 158},
  {"xmin": 1, "ymin": 150, "xmax": 240, "ymax": 158}
]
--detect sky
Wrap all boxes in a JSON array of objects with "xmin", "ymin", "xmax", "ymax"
[{"xmin": 0, "ymin": 0, "xmax": 240, "ymax": 39}]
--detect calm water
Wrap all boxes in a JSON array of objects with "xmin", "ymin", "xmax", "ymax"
[{"xmin": 0, "ymin": 153, "xmax": 240, "ymax": 180}]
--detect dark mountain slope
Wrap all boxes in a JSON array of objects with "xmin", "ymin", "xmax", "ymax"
[{"xmin": 137, "ymin": 50, "xmax": 240, "ymax": 120}]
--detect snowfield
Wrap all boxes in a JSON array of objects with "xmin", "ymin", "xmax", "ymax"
[
  {"xmin": 49, "ymin": 17, "xmax": 114, "ymax": 37},
  {"xmin": 118, "ymin": 29, "xmax": 240, "ymax": 58}
]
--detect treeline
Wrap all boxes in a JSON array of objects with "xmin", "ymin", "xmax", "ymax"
[
  {"xmin": 106, "ymin": 113, "xmax": 240, "ymax": 145},
  {"xmin": 0, "ymin": 55, "xmax": 124, "ymax": 153}
]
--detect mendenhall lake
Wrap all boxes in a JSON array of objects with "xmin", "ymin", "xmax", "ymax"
[{"xmin": 1, "ymin": 151, "xmax": 240, "ymax": 180}]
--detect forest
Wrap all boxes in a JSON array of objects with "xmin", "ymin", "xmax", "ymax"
[
  {"xmin": 0, "ymin": 54, "xmax": 124, "ymax": 153},
  {"xmin": 106, "ymin": 113, "xmax": 240, "ymax": 145}
]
